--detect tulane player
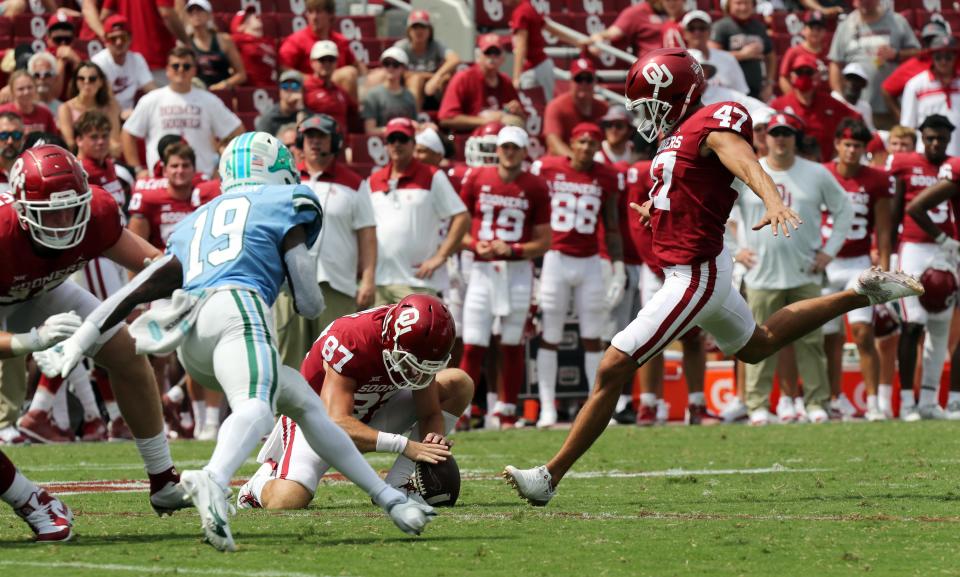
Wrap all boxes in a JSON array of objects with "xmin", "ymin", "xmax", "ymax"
[{"xmin": 34, "ymin": 132, "xmax": 435, "ymax": 551}]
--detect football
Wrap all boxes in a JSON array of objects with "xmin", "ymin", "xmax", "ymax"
[{"xmin": 413, "ymin": 455, "xmax": 461, "ymax": 507}]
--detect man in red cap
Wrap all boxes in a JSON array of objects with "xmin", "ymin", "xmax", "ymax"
[
  {"xmin": 778, "ymin": 11, "xmax": 831, "ymax": 97},
  {"xmin": 530, "ymin": 122, "xmax": 625, "ymax": 428},
  {"xmin": 43, "ymin": 11, "xmax": 83, "ymax": 101},
  {"xmin": 438, "ymin": 34, "xmax": 524, "ymax": 132},
  {"xmin": 503, "ymin": 0, "xmax": 578, "ymax": 101},
  {"xmin": 97, "ymin": 0, "xmax": 189, "ymax": 81},
  {"xmin": 230, "ymin": 7, "xmax": 278, "ymax": 88},
  {"xmin": 543, "ymin": 58, "xmax": 609, "ymax": 157},
  {"xmin": 91, "ymin": 14, "xmax": 156, "ymax": 118},
  {"xmin": 367, "ymin": 117, "xmax": 470, "ymax": 304},
  {"xmin": 771, "ymin": 53, "xmax": 860, "ymax": 161}
]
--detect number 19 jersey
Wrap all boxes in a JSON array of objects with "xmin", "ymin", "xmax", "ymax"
[
  {"xmin": 166, "ymin": 184, "xmax": 323, "ymax": 306},
  {"xmin": 648, "ymin": 102, "xmax": 753, "ymax": 267}
]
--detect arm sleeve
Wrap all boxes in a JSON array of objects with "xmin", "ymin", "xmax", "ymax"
[
  {"xmin": 820, "ymin": 168, "xmax": 854, "ymax": 257},
  {"xmin": 284, "ymin": 242, "xmax": 324, "ymax": 319},
  {"xmin": 85, "ymin": 254, "xmax": 182, "ymax": 333},
  {"xmin": 289, "ymin": 185, "xmax": 324, "ymax": 247}
]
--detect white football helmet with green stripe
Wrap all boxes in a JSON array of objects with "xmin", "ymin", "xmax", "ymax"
[{"xmin": 219, "ymin": 131, "xmax": 299, "ymax": 190}]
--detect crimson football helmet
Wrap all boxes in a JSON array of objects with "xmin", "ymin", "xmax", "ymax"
[
  {"xmin": 872, "ymin": 303, "xmax": 900, "ymax": 338},
  {"xmin": 625, "ymin": 47, "xmax": 705, "ymax": 142},
  {"xmin": 382, "ymin": 294, "xmax": 456, "ymax": 390},
  {"xmin": 919, "ymin": 265, "xmax": 959, "ymax": 313},
  {"xmin": 464, "ymin": 121, "xmax": 504, "ymax": 167},
  {"xmin": 10, "ymin": 144, "xmax": 91, "ymax": 250}
]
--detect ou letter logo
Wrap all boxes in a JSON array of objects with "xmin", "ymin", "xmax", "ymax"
[
  {"xmin": 394, "ymin": 308, "xmax": 420, "ymax": 339},
  {"xmin": 642, "ymin": 63, "xmax": 673, "ymax": 98}
]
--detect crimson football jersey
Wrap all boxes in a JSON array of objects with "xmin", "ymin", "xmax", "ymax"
[
  {"xmin": 821, "ymin": 161, "xmax": 893, "ymax": 258},
  {"xmin": 625, "ymin": 160, "xmax": 657, "ymax": 272},
  {"xmin": 459, "ymin": 166, "xmax": 550, "ymax": 261},
  {"xmin": 446, "ymin": 162, "xmax": 470, "ymax": 193},
  {"xmin": 648, "ymin": 102, "xmax": 753, "ymax": 267},
  {"xmin": 0, "ymin": 186, "xmax": 123, "ymax": 305},
  {"xmin": 938, "ymin": 157, "xmax": 960, "ymax": 224},
  {"xmin": 887, "ymin": 152, "xmax": 955, "ymax": 243},
  {"xmin": 300, "ymin": 306, "xmax": 404, "ymax": 424},
  {"xmin": 531, "ymin": 155, "xmax": 622, "ymax": 258},
  {"xmin": 80, "ymin": 156, "xmax": 125, "ymax": 220},
  {"xmin": 597, "ymin": 164, "xmax": 642, "ymax": 264},
  {"xmin": 128, "ymin": 179, "xmax": 221, "ymax": 250}
]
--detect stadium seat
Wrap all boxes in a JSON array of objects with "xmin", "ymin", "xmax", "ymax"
[
  {"xmin": 210, "ymin": 88, "xmax": 234, "ymax": 109},
  {"xmin": 475, "ymin": 0, "xmax": 515, "ymax": 30},
  {"xmin": 274, "ymin": 15, "xmax": 308, "ymax": 37},
  {"xmin": 235, "ymin": 86, "xmax": 278, "ymax": 115},
  {"xmin": 13, "ymin": 36, "xmax": 44, "ymax": 53},
  {"xmin": 350, "ymin": 38, "xmax": 393, "ymax": 67},
  {"xmin": 214, "ymin": 0, "xmax": 244, "ymax": 11},
  {"xmin": 213, "ymin": 12, "xmax": 232, "ymax": 32},
  {"xmin": 273, "ymin": 0, "xmax": 306, "ymax": 15},
  {"xmin": 238, "ymin": 111, "xmax": 258, "ymax": 131},
  {"xmin": 80, "ymin": 37, "xmax": 104, "ymax": 57},
  {"xmin": 346, "ymin": 162, "xmax": 375, "ymax": 178},
  {"xmin": 335, "ymin": 16, "xmax": 377, "ymax": 41},
  {"xmin": 894, "ymin": 0, "xmax": 917, "ymax": 9},
  {"xmin": 518, "ymin": 87, "xmax": 546, "ymax": 137},
  {"xmin": 347, "ymin": 133, "xmax": 390, "ymax": 166},
  {"xmin": 13, "ymin": 14, "xmax": 45, "ymax": 39},
  {"xmin": 260, "ymin": 13, "xmax": 279, "ymax": 37}
]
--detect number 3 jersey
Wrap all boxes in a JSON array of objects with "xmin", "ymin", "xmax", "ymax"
[
  {"xmin": 300, "ymin": 305, "xmax": 400, "ymax": 423},
  {"xmin": 530, "ymin": 155, "xmax": 622, "ymax": 257},
  {"xmin": 887, "ymin": 151, "xmax": 955, "ymax": 244},
  {"xmin": 165, "ymin": 184, "xmax": 323, "ymax": 307},
  {"xmin": 648, "ymin": 102, "xmax": 753, "ymax": 267},
  {"xmin": 821, "ymin": 161, "xmax": 893, "ymax": 258},
  {"xmin": 459, "ymin": 165, "xmax": 551, "ymax": 260}
]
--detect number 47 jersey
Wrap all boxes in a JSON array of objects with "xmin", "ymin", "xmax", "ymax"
[{"xmin": 165, "ymin": 185, "xmax": 323, "ymax": 307}]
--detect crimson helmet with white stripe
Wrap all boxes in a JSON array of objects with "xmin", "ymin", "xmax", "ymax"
[
  {"xmin": 381, "ymin": 294, "xmax": 455, "ymax": 390},
  {"xmin": 11, "ymin": 144, "xmax": 91, "ymax": 250},
  {"xmin": 919, "ymin": 266, "xmax": 958, "ymax": 313},
  {"xmin": 625, "ymin": 48, "xmax": 705, "ymax": 142}
]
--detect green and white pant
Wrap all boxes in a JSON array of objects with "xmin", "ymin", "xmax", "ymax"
[{"xmin": 177, "ymin": 288, "xmax": 280, "ymax": 411}]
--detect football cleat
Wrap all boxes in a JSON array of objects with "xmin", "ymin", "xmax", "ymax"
[
  {"xmin": 503, "ymin": 465, "xmax": 556, "ymax": 506},
  {"xmin": 236, "ymin": 460, "xmax": 276, "ymax": 510},
  {"xmin": 180, "ymin": 470, "xmax": 236, "ymax": 552},
  {"xmin": 900, "ymin": 405, "xmax": 921, "ymax": 422},
  {"xmin": 0, "ymin": 425, "xmax": 26, "ymax": 445},
  {"xmin": 17, "ymin": 410, "xmax": 73, "ymax": 444},
  {"xmin": 720, "ymin": 397, "xmax": 748, "ymax": 422},
  {"xmin": 612, "ymin": 405, "xmax": 638, "ymax": 425},
  {"xmin": 945, "ymin": 400, "xmax": 960, "ymax": 420},
  {"xmin": 108, "ymin": 416, "xmax": 133, "ymax": 441},
  {"xmin": 686, "ymin": 403, "xmax": 707, "ymax": 425},
  {"xmin": 196, "ymin": 423, "xmax": 219, "ymax": 442},
  {"xmin": 749, "ymin": 409, "xmax": 775, "ymax": 426},
  {"xmin": 864, "ymin": 408, "xmax": 887, "ymax": 422},
  {"xmin": 15, "ymin": 488, "xmax": 73, "ymax": 542},
  {"xmin": 829, "ymin": 394, "xmax": 858, "ymax": 421},
  {"xmin": 385, "ymin": 495, "xmax": 436, "ymax": 536},
  {"xmin": 80, "ymin": 418, "xmax": 108, "ymax": 442},
  {"xmin": 150, "ymin": 469, "xmax": 191, "ymax": 517},
  {"xmin": 854, "ymin": 268, "xmax": 924, "ymax": 305},
  {"xmin": 807, "ymin": 407, "xmax": 829, "ymax": 424},
  {"xmin": 793, "ymin": 397, "xmax": 809, "ymax": 422},
  {"xmin": 636, "ymin": 404, "xmax": 656, "ymax": 426},
  {"xmin": 776, "ymin": 396, "xmax": 797, "ymax": 423},
  {"xmin": 161, "ymin": 393, "xmax": 185, "ymax": 439},
  {"xmin": 536, "ymin": 406, "xmax": 557, "ymax": 429},
  {"xmin": 918, "ymin": 403, "xmax": 947, "ymax": 420}
]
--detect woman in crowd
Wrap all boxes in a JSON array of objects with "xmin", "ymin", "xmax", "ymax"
[
  {"xmin": 0, "ymin": 70, "xmax": 58, "ymax": 136},
  {"xmin": 391, "ymin": 11, "xmax": 460, "ymax": 110},
  {"xmin": 185, "ymin": 0, "xmax": 247, "ymax": 90},
  {"xmin": 57, "ymin": 61, "xmax": 122, "ymax": 156}
]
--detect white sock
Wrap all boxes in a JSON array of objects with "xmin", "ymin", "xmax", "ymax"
[
  {"xmin": 70, "ymin": 371, "xmax": 101, "ymax": 422},
  {"xmin": 166, "ymin": 384, "xmax": 185, "ymax": 404},
  {"xmin": 640, "ymin": 392, "xmax": 657, "ymax": 407},
  {"xmin": 878, "ymin": 384, "xmax": 892, "ymax": 412},
  {"xmin": 204, "ymin": 399, "xmax": 274, "ymax": 489},
  {"xmin": 615, "ymin": 394, "xmax": 631, "ymax": 413},
  {"xmin": 921, "ymin": 318, "xmax": 950, "ymax": 400},
  {"xmin": 105, "ymin": 401, "xmax": 121, "ymax": 421},
  {"xmin": 688, "ymin": 392, "xmax": 705, "ymax": 406},
  {"xmin": 247, "ymin": 462, "xmax": 275, "ymax": 503},
  {"xmin": 900, "ymin": 389, "xmax": 916, "ymax": 409},
  {"xmin": 51, "ymin": 385, "xmax": 69, "ymax": 430},
  {"xmin": 134, "ymin": 432, "xmax": 175, "ymax": 475},
  {"xmin": 537, "ymin": 349, "xmax": 558, "ymax": 411},
  {"xmin": 204, "ymin": 406, "xmax": 220, "ymax": 430},
  {"xmin": 485, "ymin": 392, "xmax": 497, "ymax": 416},
  {"xmin": 30, "ymin": 387, "xmax": 55, "ymax": 413},
  {"xmin": 0, "ymin": 470, "xmax": 35, "ymax": 508},
  {"xmin": 192, "ymin": 401, "xmax": 206, "ymax": 431},
  {"xmin": 919, "ymin": 386, "xmax": 938, "ymax": 407},
  {"xmin": 867, "ymin": 394, "xmax": 879, "ymax": 411},
  {"xmin": 584, "ymin": 351, "xmax": 602, "ymax": 390}
]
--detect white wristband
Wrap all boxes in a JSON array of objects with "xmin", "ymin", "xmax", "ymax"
[
  {"xmin": 376, "ymin": 432, "xmax": 409, "ymax": 454},
  {"xmin": 9, "ymin": 328, "xmax": 41, "ymax": 356}
]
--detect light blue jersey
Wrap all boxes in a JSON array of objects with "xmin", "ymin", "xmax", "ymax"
[{"xmin": 166, "ymin": 184, "xmax": 322, "ymax": 306}]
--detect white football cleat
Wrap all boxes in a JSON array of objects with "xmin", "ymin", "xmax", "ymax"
[
  {"xmin": 900, "ymin": 405, "xmax": 921, "ymax": 422},
  {"xmin": 150, "ymin": 478, "xmax": 191, "ymax": 517},
  {"xmin": 864, "ymin": 408, "xmax": 887, "ymax": 422},
  {"xmin": 776, "ymin": 396, "xmax": 797, "ymax": 423},
  {"xmin": 503, "ymin": 465, "xmax": 556, "ymax": 506},
  {"xmin": 807, "ymin": 407, "xmax": 829, "ymax": 424},
  {"xmin": 180, "ymin": 470, "xmax": 236, "ymax": 552},
  {"xmin": 720, "ymin": 397, "xmax": 748, "ymax": 422},
  {"xmin": 830, "ymin": 394, "xmax": 858, "ymax": 421},
  {"xmin": 197, "ymin": 423, "xmax": 219, "ymax": 442},
  {"xmin": 15, "ymin": 489, "xmax": 73, "ymax": 542},
  {"xmin": 854, "ymin": 268, "xmax": 924, "ymax": 305},
  {"xmin": 945, "ymin": 400, "xmax": 960, "ymax": 420},
  {"xmin": 918, "ymin": 403, "xmax": 947, "ymax": 420},
  {"xmin": 793, "ymin": 397, "xmax": 809, "ymax": 422},
  {"xmin": 536, "ymin": 406, "xmax": 557, "ymax": 429},
  {"xmin": 385, "ymin": 496, "xmax": 436, "ymax": 536},
  {"xmin": 749, "ymin": 409, "xmax": 775, "ymax": 426}
]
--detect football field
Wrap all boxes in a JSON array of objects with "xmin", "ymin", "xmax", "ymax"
[{"xmin": 2, "ymin": 422, "xmax": 959, "ymax": 577}]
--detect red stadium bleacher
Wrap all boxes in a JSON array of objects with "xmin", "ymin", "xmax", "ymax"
[
  {"xmin": 13, "ymin": 14, "xmax": 45, "ymax": 39},
  {"xmin": 235, "ymin": 86, "xmax": 278, "ymax": 115},
  {"xmin": 347, "ymin": 133, "xmax": 390, "ymax": 166},
  {"xmin": 335, "ymin": 16, "xmax": 377, "ymax": 41}
]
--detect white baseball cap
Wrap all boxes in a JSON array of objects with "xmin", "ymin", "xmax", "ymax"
[
  {"xmin": 311, "ymin": 40, "xmax": 339, "ymax": 60},
  {"xmin": 185, "ymin": 0, "xmax": 212, "ymax": 12},
  {"xmin": 681, "ymin": 10, "xmax": 712, "ymax": 28},
  {"xmin": 497, "ymin": 126, "xmax": 529, "ymax": 148},
  {"xmin": 380, "ymin": 46, "xmax": 409, "ymax": 67},
  {"xmin": 842, "ymin": 62, "xmax": 869, "ymax": 83},
  {"xmin": 415, "ymin": 128, "xmax": 445, "ymax": 155}
]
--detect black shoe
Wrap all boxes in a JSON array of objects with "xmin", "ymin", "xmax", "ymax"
[{"xmin": 613, "ymin": 406, "xmax": 638, "ymax": 425}]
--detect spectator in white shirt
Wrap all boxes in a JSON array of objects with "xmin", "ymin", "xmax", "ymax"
[
  {"xmin": 900, "ymin": 37, "xmax": 960, "ymax": 156},
  {"xmin": 689, "ymin": 49, "xmax": 767, "ymax": 116},
  {"xmin": 832, "ymin": 63, "xmax": 875, "ymax": 131},
  {"xmin": 681, "ymin": 10, "xmax": 750, "ymax": 95},
  {"xmin": 91, "ymin": 15, "xmax": 156, "ymax": 119}
]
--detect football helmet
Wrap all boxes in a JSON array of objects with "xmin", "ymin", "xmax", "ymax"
[
  {"xmin": 11, "ymin": 144, "xmax": 91, "ymax": 250},
  {"xmin": 464, "ymin": 121, "xmax": 504, "ymax": 167},
  {"xmin": 625, "ymin": 47, "xmax": 705, "ymax": 142},
  {"xmin": 219, "ymin": 131, "xmax": 299, "ymax": 191},
  {"xmin": 872, "ymin": 303, "xmax": 900, "ymax": 338},
  {"xmin": 381, "ymin": 294, "xmax": 455, "ymax": 390},
  {"xmin": 919, "ymin": 265, "xmax": 958, "ymax": 313}
]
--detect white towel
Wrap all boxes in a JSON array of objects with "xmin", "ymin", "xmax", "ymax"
[{"xmin": 128, "ymin": 289, "xmax": 207, "ymax": 355}]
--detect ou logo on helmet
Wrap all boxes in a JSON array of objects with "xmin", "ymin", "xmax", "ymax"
[
  {"xmin": 642, "ymin": 63, "xmax": 673, "ymax": 99},
  {"xmin": 394, "ymin": 308, "xmax": 420, "ymax": 339}
]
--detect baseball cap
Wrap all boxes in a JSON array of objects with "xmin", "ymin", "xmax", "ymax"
[
  {"xmin": 230, "ymin": 7, "xmax": 257, "ymax": 35},
  {"xmin": 681, "ymin": 10, "xmax": 712, "ymax": 28},
  {"xmin": 477, "ymin": 34, "xmax": 502, "ymax": 52},
  {"xmin": 929, "ymin": 35, "xmax": 957, "ymax": 52},
  {"xmin": 922, "ymin": 20, "xmax": 950, "ymax": 43},
  {"xmin": 841, "ymin": 62, "xmax": 869, "ymax": 82},
  {"xmin": 185, "ymin": 0, "xmax": 212, "ymax": 12},
  {"xmin": 299, "ymin": 114, "xmax": 338, "ymax": 135},
  {"xmin": 752, "ymin": 107, "xmax": 777, "ymax": 127},
  {"xmin": 416, "ymin": 128, "xmax": 445, "ymax": 155},
  {"xmin": 311, "ymin": 40, "xmax": 339, "ymax": 60},
  {"xmin": 571, "ymin": 122, "xmax": 603, "ymax": 141},
  {"xmin": 767, "ymin": 112, "xmax": 803, "ymax": 133},
  {"xmin": 570, "ymin": 57, "xmax": 596, "ymax": 77},
  {"xmin": 803, "ymin": 10, "xmax": 826, "ymax": 26},
  {"xmin": 46, "ymin": 11, "xmax": 74, "ymax": 31},
  {"xmin": 497, "ymin": 126, "xmax": 529, "ymax": 148},
  {"xmin": 601, "ymin": 105, "xmax": 630, "ymax": 124},
  {"xmin": 791, "ymin": 53, "xmax": 818, "ymax": 71},
  {"xmin": 280, "ymin": 69, "xmax": 304, "ymax": 84},
  {"xmin": 407, "ymin": 10, "xmax": 431, "ymax": 27},
  {"xmin": 380, "ymin": 46, "xmax": 409, "ymax": 67},
  {"xmin": 103, "ymin": 15, "xmax": 129, "ymax": 35},
  {"xmin": 385, "ymin": 117, "xmax": 416, "ymax": 138}
]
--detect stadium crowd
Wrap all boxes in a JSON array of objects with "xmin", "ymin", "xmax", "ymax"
[{"xmin": 2, "ymin": 0, "xmax": 960, "ymax": 449}]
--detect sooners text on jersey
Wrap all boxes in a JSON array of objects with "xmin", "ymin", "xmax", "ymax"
[
  {"xmin": 938, "ymin": 157, "xmax": 960, "ymax": 224},
  {"xmin": 0, "ymin": 186, "xmax": 122, "ymax": 305},
  {"xmin": 128, "ymin": 179, "xmax": 220, "ymax": 249},
  {"xmin": 822, "ymin": 161, "xmax": 893, "ymax": 258},
  {"xmin": 888, "ymin": 151, "xmax": 955, "ymax": 243}
]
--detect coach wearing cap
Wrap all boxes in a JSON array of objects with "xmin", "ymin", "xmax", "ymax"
[
  {"xmin": 365, "ymin": 117, "xmax": 470, "ymax": 304},
  {"xmin": 901, "ymin": 35, "xmax": 960, "ymax": 156},
  {"xmin": 543, "ymin": 58, "xmax": 607, "ymax": 157}
]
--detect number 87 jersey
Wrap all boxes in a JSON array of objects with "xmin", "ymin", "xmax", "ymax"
[
  {"xmin": 647, "ymin": 101, "xmax": 753, "ymax": 267},
  {"xmin": 165, "ymin": 185, "xmax": 323, "ymax": 307}
]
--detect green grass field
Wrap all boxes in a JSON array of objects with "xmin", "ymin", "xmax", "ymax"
[{"xmin": 2, "ymin": 422, "xmax": 960, "ymax": 577}]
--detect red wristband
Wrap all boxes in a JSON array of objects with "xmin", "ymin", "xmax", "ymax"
[{"xmin": 510, "ymin": 243, "xmax": 523, "ymax": 258}]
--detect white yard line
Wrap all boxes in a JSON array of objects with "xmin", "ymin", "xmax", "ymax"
[{"xmin": 0, "ymin": 560, "xmax": 348, "ymax": 577}]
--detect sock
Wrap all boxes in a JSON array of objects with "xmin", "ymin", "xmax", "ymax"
[
  {"xmin": 485, "ymin": 392, "xmax": 498, "ymax": 416},
  {"xmin": 537, "ymin": 348, "xmax": 558, "ymax": 411},
  {"xmin": 458, "ymin": 344, "xmax": 486, "ymax": 392},
  {"xmin": 689, "ymin": 392, "xmax": 705, "ymax": 406},
  {"xmin": 204, "ymin": 406, "xmax": 221, "ymax": 430},
  {"xmin": 878, "ymin": 384, "xmax": 892, "ymax": 412},
  {"xmin": 29, "ymin": 384, "xmax": 56, "ymax": 413},
  {"xmin": 134, "ymin": 432, "xmax": 175, "ymax": 476},
  {"xmin": 104, "ymin": 401, "xmax": 121, "ymax": 421},
  {"xmin": 900, "ymin": 389, "xmax": 916, "ymax": 409},
  {"xmin": 166, "ymin": 384, "xmax": 185, "ymax": 404},
  {"xmin": 192, "ymin": 401, "xmax": 206, "ymax": 431},
  {"xmin": 204, "ymin": 399, "xmax": 274, "ymax": 489},
  {"xmin": 640, "ymin": 392, "xmax": 657, "ymax": 407},
  {"xmin": 500, "ymin": 344, "xmax": 525, "ymax": 406},
  {"xmin": 919, "ymin": 386, "xmax": 938, "ymax": 407},
  {"xmin": 615, "ymin": 394, "xmax": 631, "ymax": 413},
  {"xmin": 70, "ymin": 368, "xmax": 101, "ymax": 422},
  {"xmin": 51, "ymin": 384, "xmax": 69, "ymax": 430},
  {"xmin": 867, "ymin": 394, "xmax": 878, "ymax": 411},
  {"xmin": 0, "ymin": 453, "xmax": 34, "ymax": 508},
  {"xmin": 921, "ymin": 318, "xmax": 950, "ymax": 402},
  {"xmin": 584, "ymin": 351, "xmax": 602, "ymax": 390},
  {"xmin": 656, "ymin": 399, "xmax": 668, "ymax": 420}
]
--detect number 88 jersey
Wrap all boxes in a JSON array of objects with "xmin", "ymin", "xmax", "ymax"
[
  {"xmin": 531, "ymin": 155, "xmax": 622, "ymax": 257},
  {"xmin": 648, "ymin": 101, "xmax": 753, "ymax": 267}
]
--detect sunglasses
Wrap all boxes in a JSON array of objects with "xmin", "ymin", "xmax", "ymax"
[
  {"xmin": 315, "ymin": 56, "xmax": 337, "ymax": 64},
  {"xmin": 687, "ymin": 24, "xmax": 710, "ymax": 32},
  {"xmin": 51, "ymin": 35, "xmax": 73, "ymax": 45},
  {"xmin": 169, "ymin": 62, "xmax": 193, "ymax": 71},
  {"xmin": 792, "ymin": 68, "xmax": 816, "ymax": 76},
  {"xmin": 386, "ymin": 133, "xmax": 411, "ymax": 144},
  {"xmin": 382, "ymin": 59, "xmax": 404, "ymax": 69},
  {"xmin": 77, "ymin": 74, "xmax": 100, "ymax": 83},
  {"xmin": 31, "ymin": 71, "xmax": 54, "ymax": 79},
  {"xmin": 768, "ymin": 128, "xmax": 795, "ymax": 138},
  {"xmin": 483, "ymin": 48, "xmax": 502, "ymax": 57},
  {"xmin": 605, "ymin": 121, "xmax": 629, "ymax": 130},
  {"xmin": 279, "ymin": 81, "xmax": 302, "ymax": 91},
  {"xmin": 0, "ymin": 130, "xmax": 23, "ymax": 141},
  {"xmin": 574, "ymin": 74, "xmax": 596, "ymax": 84},
  {"xmin": 106, "ymin": 33, "xmax": 128, "ymax": 43},
  {"xmin": 933, "ymin": 51, "xmax": 956, "ymax": 60}
]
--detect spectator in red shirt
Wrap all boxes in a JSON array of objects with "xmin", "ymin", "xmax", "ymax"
[
  {"xmin": 438, "ymin": 34, "xmax": 524, "ymax": 132},
  {"xmin": 881, "ymin": 21, "xmax": 953, "ymax": 119},
  {"xmin": 0, "ymin": 71, "xmax": 58, "ymax": 137},
  {"xmin": 99, "ymin": 0, "xmax": 189, "ymax": 82},
  {"xmin": 504, "ymin": 0, "xmax": 580, "ymax": 101},
  {"xmin": 230, "ymin": 7, "xmax": 277, "ymax": 87},
  {"xmin": 778, "ymin": 11, "xmax": 831, "ymax": 96},
  {"xmin": 771, "ymin": 53, "xmax": 861, "ymax": 161},
  {"xmin": 543, "ymin": 58, "xmax": 608, "ymax": 156},
  {"xmin": 278, "ymin": 0, "xmax": 366, "ymax": 102},
  {"xmin": 304, "ymin": 41, "xmax": 356, "ymax": 135},
  {"xmin": 580, "ymin": 0, "xmax": 681, "ymax": 55}
]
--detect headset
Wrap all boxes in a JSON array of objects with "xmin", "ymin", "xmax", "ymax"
[{"xmin": 296, "ymin": 113, "xmax": 341, "ymax": 156}]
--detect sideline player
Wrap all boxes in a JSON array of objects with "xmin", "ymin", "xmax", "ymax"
[
  {"xmin": 35, "ymin": 132, "xmax": 435, "ymax": 551},
  {"xmin": 237, "ymin": 294, "xmax": 474, "ymax": 509},
  {"xmin": 0, "ymin": 144, "xmax": 186, "ymax": 515},
  {"xmin": 504, "ymin": 48, "xmax": 923, "ymax": 505},
  {"xmin": 821, "ymin": 118, "xmax": 893, "ymax": 421}
]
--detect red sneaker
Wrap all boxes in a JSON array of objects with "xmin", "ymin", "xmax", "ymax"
[
  {"xmin": 15, "ymin": 489, "xmax": 73, "ymax": 542},
  {"xmin": 108, "ymin": 416, "xmax": 134, "ymax": 441},
  {"xmin": 80, "ymin": 418, "xmax": 108, "ymax": 442},
  {"xmin": 636, "ymin": 404, "xmax": 656, "ymax": 426},
  {"xmin": 17, "ymin": 410, "xmax": 74, "ymax": 444}
]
